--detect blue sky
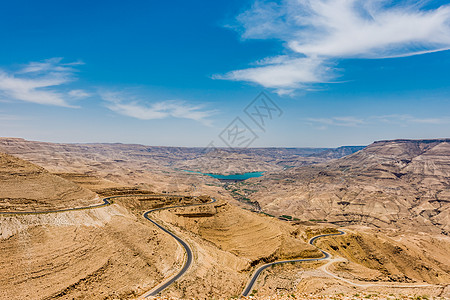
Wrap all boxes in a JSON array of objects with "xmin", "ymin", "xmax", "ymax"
[{"xmin": 1, "ymin": 0, "xmax": 449, "ymax": 147}]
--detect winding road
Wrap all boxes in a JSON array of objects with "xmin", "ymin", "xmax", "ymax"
[
  {"xmin": 241, "ymin": 230, "xmax": 346, "ymax": 297},
  {"xmin": 0, "ymin": 194, "xmax": 217, "ymax": 298},
  {"xmin": 3, "ymin": 199, "xmax": 442, "ymax": 297},
  {"xmin": 0, "ymin": 197, "xmax": 112, "ymax": 215},
  {"xmin": 140, "ymin": 197, "xmax": 217, "ymax": 297}
]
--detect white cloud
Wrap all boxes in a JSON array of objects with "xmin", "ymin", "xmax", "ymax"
[
  {"xmin": 101, "ymin": 91, "xmax": 217, "ymax": 126},
  {"xmin": 0, "ymin": 58, "xmax": 82, "ymax": 107},
  {"xmin": 214, "ymin": 56, "xmax": 333, "ymax": 90},
  {"xmin": 308, "ymin": 114, "xmax": 450, "ymax": 129},
  {"xmin": 287, "ymin": 0, "xmax": 450, "ymax": 58},
  {"xmin": 18, "ymin": 57, "xmax": 83, "ymax": 74},
  {"xmin": 307, "ymin": 116, "xmax": 365, "ymax": 127},
  {"xmin": 68, "ymin": 89, "xmax": 90, "ymax": 99},
  {"xmin": 218, "ymin": 0, "xmax": 450, "ymax": 91},
  {"xmin": 371, "ymin": 114, "xmax": 450, "ymax": 124}
]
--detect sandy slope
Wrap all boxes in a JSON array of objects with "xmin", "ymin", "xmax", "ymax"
[
  {"xmin": 246, "ymin": 139, "xmax": 450, "ymax": 234},
  {"xmin": 0, "ymin": 204, "xmax": 181, "ymax": 300},
  {"xmin": 1, "ymin": 138, "xmax": 449, "ymax": 299},
  {"xmin": 0, "ymin": 152, "xmax": 98, "ymax": 211}
]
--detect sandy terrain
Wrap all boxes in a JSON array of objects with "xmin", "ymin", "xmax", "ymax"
[
  {"xmin": 0, "ymin": 138, "xmax": 449, "ymax": 299},
  {"xmin": 0, "ymin": 152, "xmax": 98, "ymax": 211},
  {"xmin": 245, "ymin": 139, "xmax": 450, "ymax": 234},
  {"xmin": 0, "ymin": 204, "xmax": 181, "ymax": 300}
]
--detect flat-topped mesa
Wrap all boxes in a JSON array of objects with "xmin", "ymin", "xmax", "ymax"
[
  {"xmin": 373, "ymin": 138, "xmax": 450, "ymax": 144},
  {"xmin": 0, "ymin": 137, "xmax": 27, "ymax": 143},
  {"xmin": 346, "ymin": 138, "xmax": 450, "ymax": 162},
  {"xmin": 0, "ymin": 137, "xmax": 26, "ymax": 140},
  {"xmin": 0, "ymin": 152, "xmax": 98, "ymax": 212}
]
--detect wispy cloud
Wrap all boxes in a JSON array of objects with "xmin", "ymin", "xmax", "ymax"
[
  {"xmin": 213, "ymin": 56, "xmax": 333, "ymax": 94},
  {"xmin": 307, "ymin": 116, "xmax": 365, "ymax": 127},
  {"xmin": 17, "ymin": 57, "xmax": 83, "ymax": 74},
  {"xmin": 0, "ymin": 58, "xmax": 84, "ymax": 107},
  {"xmin": 101, "ymin": 91, "xmax": 217, "ymax": 126},
  {"xmin": 217, "ymin": 0, "xmax": 450, "ymax": 92},
  {"xmin": 0, "ymin": 113, "xmax": 22, "ymax": 121},
  {"xmin": 370, "ymin": 114, "xmax": 450, "ymax": 125},
  {"xmin": 308, "ymin": 114, "xmax": 450, "ymax": 129},
  {"xmin": 68, "ymin": 89, "xmax": 90, "ymax": 99}
]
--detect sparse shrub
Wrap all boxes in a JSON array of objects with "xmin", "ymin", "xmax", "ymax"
[{"xmin": 280, "ymin": 214, "xmax": 292, "ymax": 220}]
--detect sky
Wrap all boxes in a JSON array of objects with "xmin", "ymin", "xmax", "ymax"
[{"xmin": 1, "ymin": 0, "xmax": 450, "ymax": 148}]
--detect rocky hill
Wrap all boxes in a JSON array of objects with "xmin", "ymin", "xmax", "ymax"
[
  {"xmin": 247, "ymin": 139, "xmax": 450, "ymax": 234},
  {"xmin": 310, "ymin": 145, "xmax": 366, "ymax": 159},
  {"xmin": 0, "ymin": 137, "xmax": 360, "ymax": 176},
  {"xmin": 1, "ymin": 137, "xmax": 448, "ymax": 299},
  {"xmin": 0, "ymin": 152, "xmax": 98, "ymax": 211}
]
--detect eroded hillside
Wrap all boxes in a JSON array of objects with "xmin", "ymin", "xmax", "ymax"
[
  {"xmin": 1, "ymin": 138, "xmax": 449, "ymax": 299},
  {"xmin": 0, "ymin": 151, "xmax": 327, "ymax": 299},
  {"xmin": 0, "ymin": 152, "xmax": 98, "ymax": 211},
  {"xmin": 245, "ymin": 139, "xmax": 450, "ymax": 234}
]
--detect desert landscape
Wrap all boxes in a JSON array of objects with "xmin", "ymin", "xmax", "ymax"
[
  {"xmin": 2, "ymin": 0, "xmax": 450, "ymax": 299},
  {"xmin": 0, "ymin": 137, "xmax": 449, "ymax": 299}
]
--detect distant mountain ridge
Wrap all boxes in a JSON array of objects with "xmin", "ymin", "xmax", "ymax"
[
  {"xmin": 375, "ymin": 138, "xmax": 450, "ymax": 143},
  {"xmin": 309, "ymin": 145, "xmax": 366, "ymax": 159},
  {"xmin": 247, "ymin": 138, "xmax": 450, "ymax": 234},
  {"xmin": 0, "ymin": 137, "xmax": 366, "ymax": 175}
]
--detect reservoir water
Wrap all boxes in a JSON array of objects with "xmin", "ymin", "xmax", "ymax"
[{"xmin": 183, "ymin": 170, "xmax": 264, "ymax": 180}]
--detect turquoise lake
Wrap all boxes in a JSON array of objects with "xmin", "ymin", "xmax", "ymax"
[{"xmin": 183, "ymin": 170, "xmax": 264, "ymax": 180}]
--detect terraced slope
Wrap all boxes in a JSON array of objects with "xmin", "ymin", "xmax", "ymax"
[
  {"xmin": 0, "ymin": 204, "xmax": 180, "ymax": 300},
  {"xmin": 247, "ymin": 139, "xmax": 450, "ymax": 234},
  {"xmin": 151, "ymin": 200, "xmax": 324, "ymax": 299},
  {"xmin": 0, "ymin": 152, "xmax": 98, "ymax": 211},
  {"xmin": 160, "ymin": 200, "xmax": 321, "ymax": 264}
]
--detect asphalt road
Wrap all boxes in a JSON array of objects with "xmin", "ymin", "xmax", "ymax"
[
  {"xmin": 0, "ymin": 194, "xmax": 201, "ymax": 215},
  {"xmin": 0, "ymin": 197, "xmax": 112, "ymax": 215},
  {"xmin": 141, "ymin": 198, "xmax": 217, "ymax": 297},
  {"xmin": 1, "ymin": 197, "xmax": 345, "ymax": 297},
  {"xmin": 0, "ymin": 194, "xmax": 216, "ymax": 297},
  {"xmin": 241, "ymin": 230, "xmax": 345, "ymax": 297}
]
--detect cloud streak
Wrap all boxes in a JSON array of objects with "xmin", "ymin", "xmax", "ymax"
[
  {"xmin": 370, "ymin": 114, "xmax": 450, "ymax": 125},
  {"xmin": 218, "ymin": 0, "xmax": 450, "ymax": 92},
  {"xmin": 307, "ymin": 114, "xmax": 450, "ymax": 129},
  {"xmin": 214, "ymin": 56, "xmax": 333, "ymax": 93},
  {"xmin": 0, "ymin": 58, "xmax": 87, "ymax": 107},
  {"xmin": 307, "ymin": 116, "xmax": 365, "ymax": 127},
  {"xmin": 101, "ymin": 91, "xmax": 217, "ymax": 126}
]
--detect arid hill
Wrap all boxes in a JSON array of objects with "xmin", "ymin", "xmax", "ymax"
[
  {"xmin": 310, "ymin": 145, "xmax": 366, "ymax": 160},
  {"xmin": 0, "ymin": 152, "xmax": 98, "ymax": 211},
  {"xmin": 0, "ymin": 145, "xmax": 326, "ymax": 299},
  {"xmin": 0, "ymin": 199, "xmax": 182, "ymax": 300},
  {"xmin": 246, "ymin": 139, "xmax": 450, "ymax": 234},
  {"xmin": 0, "ymin": 137, "xmax": 361, "ymax": 176},
  {"xmin": 0, "ymin": 137, "xmax": 363, "ymax": 203},
  {"xmin": 1, "ymin": 137, "xmax": 449, "ymax": 299},
  {"xmin": 0, "ymin": 156, "xmax": 185, "ymax": 299}
]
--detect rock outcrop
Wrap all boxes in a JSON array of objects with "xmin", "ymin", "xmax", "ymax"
[{"xmin": 248, "ymin": 139, "xmax": 450, "ymax": 234}]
